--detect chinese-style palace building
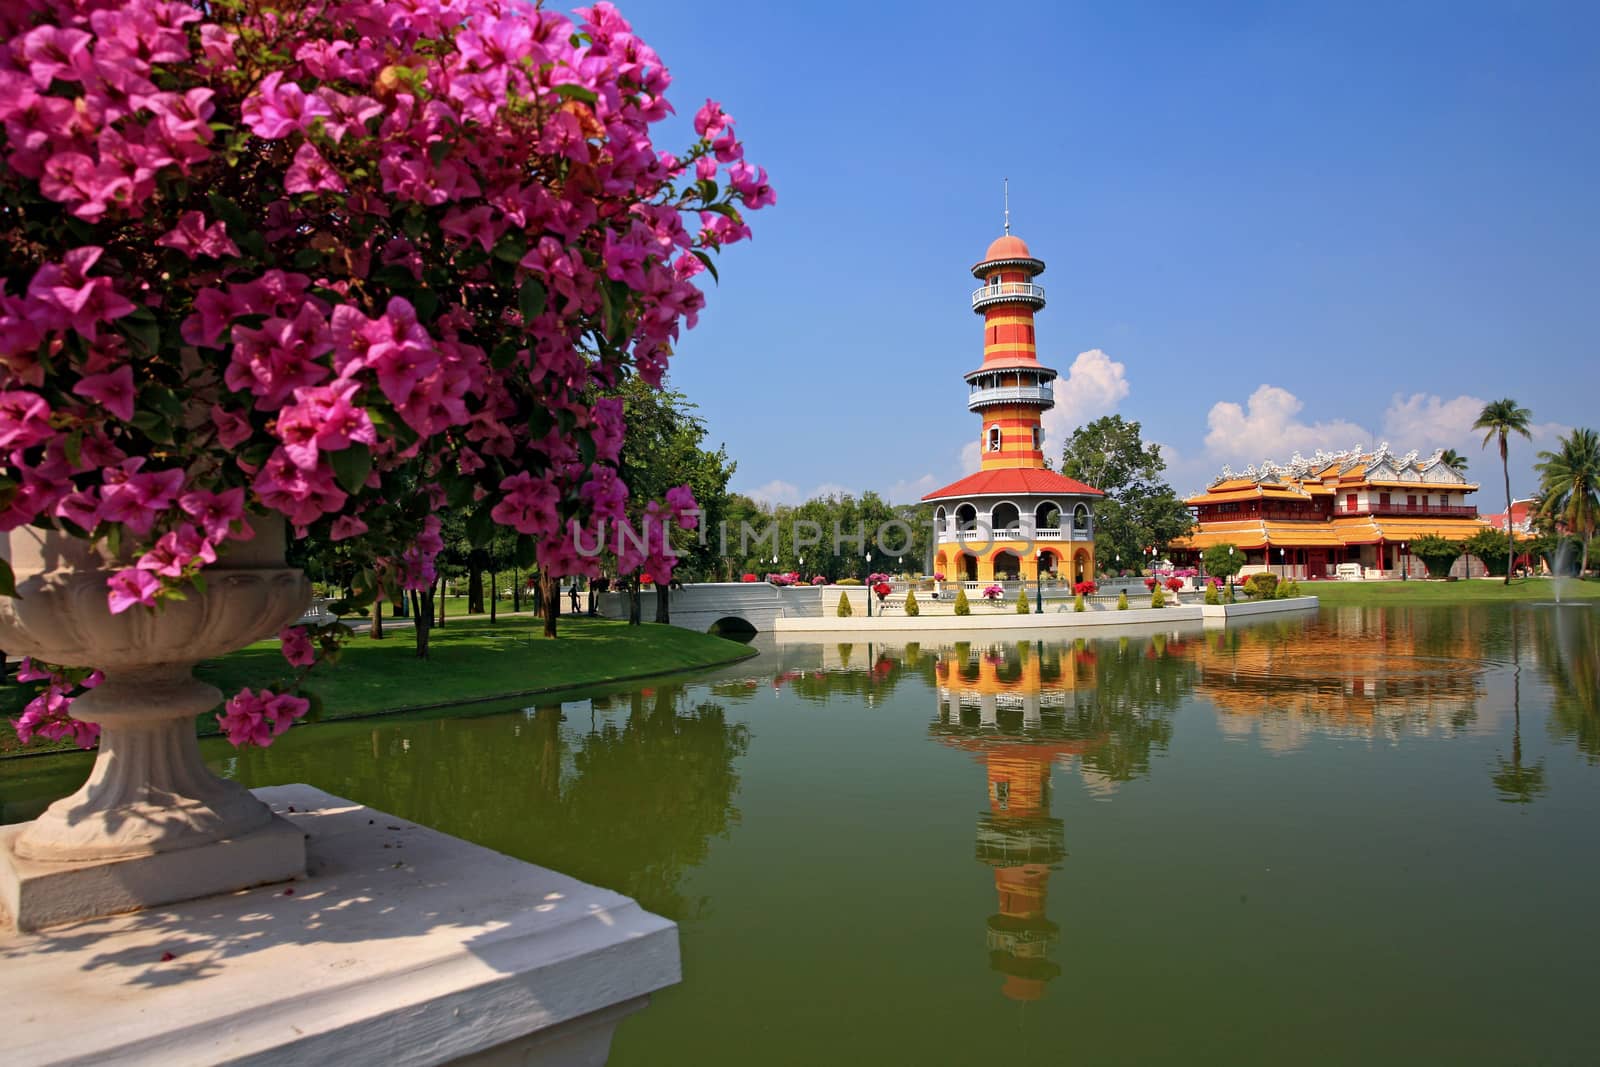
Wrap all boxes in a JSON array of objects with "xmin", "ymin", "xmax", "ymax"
[
  {"xmin": 923, "ymin": 229, "xmax": 1103, "ymax": 584},
  {"xmin": 1172, "ymin": 446, "xmax": 1494, "ymax": 579}
]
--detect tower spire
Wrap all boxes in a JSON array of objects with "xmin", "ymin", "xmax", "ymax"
[{"xmin": 1003, "ymin": 177, "xmax": 1010, "ymax": 235}]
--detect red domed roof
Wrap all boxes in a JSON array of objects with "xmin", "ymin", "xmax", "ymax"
[{"xmin": 984, "ymin": 234, "xmax": 1032, "ymax": 262}]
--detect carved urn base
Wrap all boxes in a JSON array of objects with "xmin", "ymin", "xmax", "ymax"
[{"xmin": 0, "ymin": 523, "xmax": 311, "ymax": 931}]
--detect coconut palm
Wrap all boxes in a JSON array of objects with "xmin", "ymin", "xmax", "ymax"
[
  {"xmin": 1440, "ymin": 448, "xmax": 1468, "ymax": 476},
  {"xmin": 1534, "ymin": 427, "xmax": 1600, "ymax": 577},
  {"xmin": 1473, "ymin": 399, "xmax": 1533, "ymax": 585}
]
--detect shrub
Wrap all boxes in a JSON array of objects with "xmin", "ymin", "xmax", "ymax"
[
  {"xmin": 741, "ymin": 574, "xmax": 759, "ymax": 583},
  {"xmin": 1015, "ymin": 587, "xmax": 1030, "ymax": 614},
  {"xmin": 1243, "ymin": 573, "xmax": 1279, "ymax": 599},
  {"xmin": 1144, "ymin": 577, "xmax": 1158, "ymax": 591},
  {"xmin": 1117, "ymin": 592, "xmax": 1129, "ymax": 610},
  {"xmin": 1205, "ymin": 584, "xmax": 1220, "ymax": 605},
  {"xmin": 837, "ymin": 578, "xmax": 863, "ymax": 586},
  {"xmin": 1225, "ymin": 583, "xmax": 1236, "ymax": 603},
  {"xmin": 1464, "ymin": 529, "xmax": 1512, "ymax": 576},
  {"xmin": 904, "ymin": 590, "xmax": 919, "ymax": 617},
  {"xmin": 1165, "ymin": 577, "xmax": 1184, "ymax": 593},
  {"xmin": 1073, "ymin": 580, "xmax": 1098, "ymax": 596},
  {"xmin": 1201, "ymin": 543, "xmax": 1246, "ymax": 582},
  {"xmin": 954, "ymin": 588, "xmax": 971, "ymax": 616},
  {"xmin": 836, "ymin": 592, "xmax": 853, "ymax": 618},
  {"xmin": 982, "ymin": 584, "xmax": 1004, "ymax": 600},
  {"xmin": 1075, "ymin": 593, "xmax": 1086, "ymax": 612},
  {"xmin": 1151, "ymin": 585, "xmax": 1165, "ymax": 608}
]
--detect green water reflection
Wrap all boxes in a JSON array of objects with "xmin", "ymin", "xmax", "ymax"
[{"xmin": 2, "ymin": 604, "xmax": 1597, "ymax": 1064}]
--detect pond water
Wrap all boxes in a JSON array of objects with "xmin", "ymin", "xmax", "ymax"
[{"xmin": 3, "ymin": 604, "xmax": 1598, "ymax": 1064}]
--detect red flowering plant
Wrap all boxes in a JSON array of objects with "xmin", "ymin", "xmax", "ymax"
[
  {"xmin": 0, "ymin": 0, "xmax": 770, "ymax": 747},
  {"xmin": 1144, "ymin": 577, "xmax": 1158, "ymax": 591},
  {"xmin": 872, "ymin": 581, "xmax": 891, "ymax": 600},
  {"xmin": 1165, "ymin": 577, "xmax": 1184, "ymax": 592},
  {"xmin": 1072, "ymin": 580, "xmax": 1097, "ymax": 596}
]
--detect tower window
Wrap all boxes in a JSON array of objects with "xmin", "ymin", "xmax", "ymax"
[
  {"xmin": 1032, "ymin": 427, "xmax": 1042, "ymax": 451},
  {"xmin": 988, "ymin": 426, "xmax": 1002, "ymax": 452}
]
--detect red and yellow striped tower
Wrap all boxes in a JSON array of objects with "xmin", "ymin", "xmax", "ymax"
[
  {"xmin": 969, "ymin": 234, "xmax": 1053, "ymax": 470},
  {"xmin": 923, "ymin": 214, "xmax": 1104, "ymax": 585}
]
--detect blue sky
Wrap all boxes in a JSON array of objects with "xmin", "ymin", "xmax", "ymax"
[{"xmin": 621, "ymin": 0, "xmax": 1597, "ymax": 505}]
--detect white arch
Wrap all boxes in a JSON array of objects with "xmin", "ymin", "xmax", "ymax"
[{"xmin": 989, "ymin": 499, "xmax": 1022, "ymax": 534}]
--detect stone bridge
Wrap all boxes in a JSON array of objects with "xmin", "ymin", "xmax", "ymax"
[{"xmin": 595, "ymin": 582, "xmax": 837, "ymax": 633}]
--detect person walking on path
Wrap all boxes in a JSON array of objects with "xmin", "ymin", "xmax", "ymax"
[{"xmin": 568, "ymin": 582, "xmax": 580, "ymax": 614}]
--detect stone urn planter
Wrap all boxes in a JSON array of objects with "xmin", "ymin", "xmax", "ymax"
[{"xmin": 0, "ymin": 522, "xmax": 310, "ymax": 931}]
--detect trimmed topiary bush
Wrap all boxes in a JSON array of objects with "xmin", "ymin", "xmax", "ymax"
[
  {"xmin": 837, "ymin": 577, "xmax": 863, "ymax": 586},
  {"xmin": 1117, "ymin": 592, "xmax": 1129, "ymax": 610},
  {"xmin": 1015, "ymin": 587, "xmax": 1030, "ymax": 614},
  {"xmin": 1075, "ymin": 593, "xmax": 1086, "ymax": 612},
  {"xmin": 1205, "ymin": 583, "xmax": 1220, "ymax": 605},
  {"xmin": 954, "ymin": 588, "xmax": 971, "ymax": 616},
  {"xmin": 1225, "ymin": 583, "xmax": 1236, "ymax": 603},
  {"xmin": 1243, "ymin": 573, "xmax": 1279, "ymax": 599},
  {"xmin": 1151, "ymin": 585, "xmax": 1165, "ymax": 608},
  {"xmin": 837, "ymin": 592, "xmax": 853, "ymax": 617},
  {"xmin": 904, "ymin": 590, "xmax": 919, "ymax": 617}
]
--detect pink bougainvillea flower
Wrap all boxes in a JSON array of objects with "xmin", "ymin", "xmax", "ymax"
[
  {"xmin": 106, "ymin": 568, "xmax": 161, "ymax": 614},
  {"xmin": 72, "ymin": 364, "xmax": 135, "ymax": 421},
  {"xmin": 178, "ymin": 487, "xmax": 247, "ymax": 542},
  {"xmin": 330, "ymin": 514, "xmax": 368, "ymax": 541},
  {"xmin": 155, "ymin": 211, "xmax": 240, "ymax": 259},
  {"xmin": 278, "ymin": 626, "xmax": 315, "ymax": 667},
  {"xmin": 283, "ymin": 143, "xmax": 345, "ymax": 195}
]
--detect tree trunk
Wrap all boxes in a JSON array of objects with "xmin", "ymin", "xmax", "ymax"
[
  {"xmin": 467, "ymin": 565, "xmax": 485, "ymax": 615},
  {"xmin": 655, "ymin": 581, "xmax": 670, "ymax": 624},
  {"xmin": 1502, "ymin": 436, "xmax": 1513, "ymax": 585},
  {"xmin": 489, "ymin": 567, "xmax": 498, "ymax": 623},
  {"xmin": 628, "ymin": 576, "xmax": 641, "ymax": 625},
  {"xmin": 512, "ymin": 567, "xmax": 521, "ymax": 612},
  {"xmin": 411, "ymin": 589, "xmax": 432, "ymax": 659},
  {"xmin": 541, "ymin": 573, "xmax": 560, "ymax": 638},
  {"xmin": 371, "ymin": 599, "xmax": 384, "ymax": 639},
  {"xmin": 437, "ymin": 577, "xmax": 446, "ymax": 627}
]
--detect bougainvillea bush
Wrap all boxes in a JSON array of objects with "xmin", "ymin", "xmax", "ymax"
[{"xmin": 0, "ymin": 0, "xmax": 770, "ymax": 747}]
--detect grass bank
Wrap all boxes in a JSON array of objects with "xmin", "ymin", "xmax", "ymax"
[
  {"xmin": 1307, "ymin": 576, "xmax": 1600, "ymax": 605},
  {"xmin": 2, "ymin": 615, "xmax": 756, "ymax": 757}
]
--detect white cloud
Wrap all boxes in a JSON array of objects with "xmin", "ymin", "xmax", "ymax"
[
  {"xmin": 959, "ymin": 437, "xmax": 982, "ymax": 475},
  {"xmin": 1381, "ymin": 392, "xmax": 1485, "ymax": 451},
  {"xmin": 1040, "ymin": 349, "xmax": 1130, "ymax": 458},
  {"xmin": 1203, "ymin": 384, "xmax": 1371, "ymax": 465},
  {"xmin": 884, "ymin": 472, "xmax": 940, "ymax": 503},
  {"xmin": 742, "ymin": 479, "xmax": 801, "ymax": 506}
]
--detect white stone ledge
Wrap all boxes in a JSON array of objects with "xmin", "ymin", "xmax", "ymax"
[
  {"xmin": 774, "ymin": 596, "xmax": 1319, "ymax": 634},
  {"xmin": 1, "ymin": 784, "xmax": 680, "ymax": 1067}
]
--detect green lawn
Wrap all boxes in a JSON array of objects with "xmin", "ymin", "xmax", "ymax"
[
  {"xmin": 3, "ymin": 615, "xmax": 755, "ymax": 757},
  {"xmin": 1305, "ymin": 576, "xmax": 1600, "ymax": 604}
]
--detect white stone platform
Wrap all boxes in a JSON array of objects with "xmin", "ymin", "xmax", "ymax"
[
  {"xmin": 772, "ymin": 596, "xmax": 1319, "ymax": 633},
  {"xmin": 0, "ymin": 784, "xmax": 680, "ymax": 1066}
]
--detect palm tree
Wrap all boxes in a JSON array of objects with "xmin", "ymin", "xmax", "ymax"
[
  {"xmin": 1535, "ymin": 427, "xmax": 1600, "ymax": 578},
  {"xmin": 1440, "ymin": 448, "xmax": 1468, "ymax": 476},
  {"xmin": 1473, "ymin": 399, "xmax": 1533, "ymax": 585}
]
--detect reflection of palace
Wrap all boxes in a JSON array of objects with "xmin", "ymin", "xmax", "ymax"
[
  {"xmin": 930, "ymin": 644, "xmax": 1106, "ymax": 1002},
  {"xmin": 1180, "ymin": 614, "xmax": 1487, "ymax": 750}
]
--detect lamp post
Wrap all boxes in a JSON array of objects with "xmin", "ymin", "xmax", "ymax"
[
  {"xmin": 1227, "ymin": 545, "xmax": 1235, "ymax": 599},
  {"xmin": 1278, "ymin": 547, "xmax": 1285, "ymax": 581},
  {"xmin": 1400, "ymin": 541, "xmax": 1408, "ymax": 582},
  {"xmin": 798, "ymin": 555, "xmax": 804, "ymax": 582},
  {"xmin": 1035, "ymin": 553, "xmax": 1044, "ymax": 613},
  {"xmin": 865, "ymin": 550, "xmax": 872, "ymax": 617}
]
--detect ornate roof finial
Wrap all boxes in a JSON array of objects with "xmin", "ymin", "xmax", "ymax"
[{"xmin": 1003, "ymin": 177, "xmax": 1010, "ymax": 235}]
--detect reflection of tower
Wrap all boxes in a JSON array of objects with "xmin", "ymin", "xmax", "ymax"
[
  {"xmin": 978, "ymin": 752, "xmax": 1064, "ymax": 1001},
  {"xmin": 932, "ymin": 643, "xmax": 1105, "ymax": 1002}
]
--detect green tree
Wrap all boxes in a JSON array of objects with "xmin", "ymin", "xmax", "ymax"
[
  {"xmin": 1060, "ymin": 415, "xmax": 1195, "ymax": 569},
  {"xmin": 615, "ymin": 378, "xmax": 737, "ymax": 624},
  {"xmin": 1473, "ymin": 398, "xmax": 1533, "ymax": 585},
  {"xmin": 1534, "ymin": 427, "xmax": 1600, "ymax": 577},
  {"xmin": 1440, "ymin": 448, "xmax": 1469, "ymax": 477},
  {"xmin": 1409, "ymin": 534, "xmax": 1463, "ymax": 579},
  {"xmin": 1200, "ymin": 543, "xmax": 1244, "ymax": 583}
]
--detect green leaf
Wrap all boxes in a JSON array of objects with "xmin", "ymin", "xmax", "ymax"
[
  {"xmin": 576, "ymin": 428, "xmax": 596, "ymax": 467},
  {"xmin": 492, "ymin": 233, "xmax": 528, "ymax": 264},
  {"xmin": 292, "ymin": 247, "xmax": 322, "ymax": 269},
  {"xmin": 190, "ymin": 573, "xmax": 207, "ymax": 597},
  {"xmin": 490, "ymin": 341, "xmax": 519, "ymax": 370},
  {"xmin": 553, "ymin": 83, "xmax": 598, "ymax": 104},
  {"xmin": 692, "ymin": 250, "xmax": 720, "ymax": 284},
  {"xmin": 517, "ymin": 277, "xmax": 547, "ymax": 321},
  {"xmin": 0, "ymin": 558, "xmax": 16, "ymax": 598},
  {"xmin": 123, "ymin": 309, "xmax": 161, "ymax": 355},
  {"xmin": 412, "ymin": 289, "xmax": 439, "ymax": 323},
  {"xmin": 330, "ymin": 444, "xmax": 373, "ymax": 495},
  {"xmin": 302, "ymin": 690, "xmax": 326, "ymax": 724}
]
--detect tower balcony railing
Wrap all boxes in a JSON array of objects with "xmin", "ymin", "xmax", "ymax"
[
  {"xmin": 967, "ymin": 383, "xmax": 1053, "ymax": 409},
  {"xmin": 934, "ymin": 523, "xmax": 1092, "ymax": 545},
  {"xmin": 971, "ymin": 282, "xmax": 1046, "ymax": 311}
]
